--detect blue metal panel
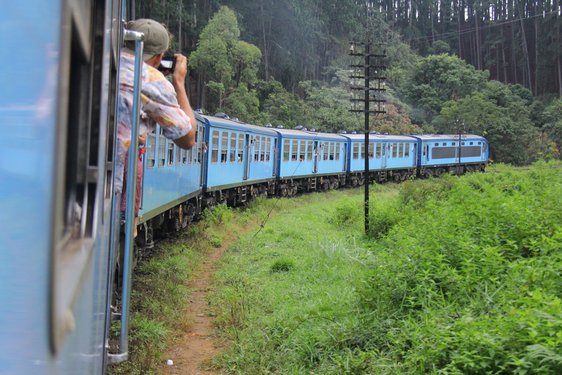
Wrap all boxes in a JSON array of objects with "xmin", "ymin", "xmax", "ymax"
[
  {"xmin": 203, "ymin": 117, "xmax": 276, "ymax": 190},
  {"xmin": 0, "ymin": 3, "xmax": 63, "ymax": 374},
  {"xmin": 0, "ymin": 2, "xmax": 114, "ymax": 374},
  {"xmin": 139, "ymin": 124, "xmax": 203, "ymax": 220},
  {"xmin": 411, "ymin": 135, "xmax": 488, "ymax": 167}
]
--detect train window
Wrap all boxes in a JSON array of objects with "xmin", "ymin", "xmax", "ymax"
[
  {"xmin": 146, "ymin": 133, "xmax": 156, "ymax": 168},
  {"xmin": 452, "ymin": 142, "xmax": 456, "ymax": 146},
  {"xmin": 283, "ymin": 140, "xmax": 290, "ymax": 161},
  {"xmin": 478, "ymin": 142, "xmax": 481, "ymax": 145},
  {"xmin": 261, "ymin": 137, "xmax": 266, "ymax": 161},
  {"xmin": 211, "ymin": 130, "xmax": 219, "ymax": 163},
  {"xmin": 221, "ymin": 132, "xmax": 228, "ymax": 163},
  {"xmin": 299, "ymin": 140, "xmax": 305, "ymax": 161},
  {"xmin": 435, "ymin": 143, "xmax": 439, "ymax": 146},
  {"xmin": 185, "ymin": 148, "xmax": 190, "ymax": 164},
  {"xmin": 392, "ymin": 143, "xmax": 398, "ymax": 158},
  {"xmin": 353, "ymin": 143, "xmax": 359, "ymax": 159},
  {"xmin": 305, "ymin": 142, "xmax": 311, "ymax": 160},
  {"xmin": 376, "ymin": 143, "xmax": 381, "ymax": 158},
  {"xmin": 442, "ymin": 142, "xmax": 447, "ymax": 146},
  {"xmin": 176, "ymin": 144, "xmax": 182, "ymax": 165},
  {"xmin": 368, "ymin": 143, "xmax": 374, "ymax": 159},
  {"xmin": 462, "ymin": 142, "xmax": 465, "ymax": 145},
  {"xmin": 398, "ymin": 143, "xmax": 404, "ymax": 157},
  {"xmin": 237, "ymin": 134, "xmax": 244, "ymax": 162},
  {"xmin": 229, "ymin": 133, "xmax": 236, "ymax": 162},
  {"xmin": 158, "ymin": 131, "xmax": 166, "ymax": 167},
  {"xmin": 254, "ymin": 136, "xmax": 260, "ymax": 161},
  {"xmin": 168, "ymin": 142, "xmax": 175, "ymax": 165},
  {"xmin": 292, "ymin": 140, "xmax": 298, "ymax": 161},
  {"xmin": 469, "ymin": 142, "xmax": 474, "ymax": 145},
  {"xmin": 359, "ymin": 143, "xmax": 364, "ymax": 159},
  {"xmin": 335, "ymin": 143, "xmax": 340, "ymax": 160},
  {"xmin": 405, "ymin": 144, "xmax": 410, "ymax": 157},
  {"xmin": 266, "ymin": 138, "xmax": 271, "ymax": 161}
]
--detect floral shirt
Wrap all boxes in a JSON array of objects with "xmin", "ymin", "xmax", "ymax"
[{"xmin": 115, "ymin": 52, "xmax": 191, "ymax": 194}]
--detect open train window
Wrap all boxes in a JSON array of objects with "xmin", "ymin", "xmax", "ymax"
[
  {"xmin": 336, "ymin": 143, "xmax": 341, "ymax": 160},
  {"xmin": 260, "ymin": 137, "xmax": 266, "ymax": 161},
  {"xmin": 307, "ymin": 141, "xmax": 313, "ymax": 160},
  {"xmin": 368, "ymin": 143, "xmax": 374, "ymax": 159},
  {"xmin": 376, "ymin": 143, "xmax": 381, "ymax": 158},
  {"xmin": 392, "ymin": 143, "xmax": 398, "ymax": 158},
  {"xmin": 353, "ymin": 143, "xmax": 359, "ymax": 159},
  {"xmin": 359, "ymin": 143, "xmax": 364, "ymax": 159},
  {"xmin": 435, "ymin": 143, "xmax": 439, "ymax": 146},
  {"xmin": 405, "ymin": 144, "xmax": 410, "ymax": 157},
  {"xmin": 211, "ymin": 130, "xmax": 219, "ymax": 163},
  {"xmin": 398, "ymin": 143, "xmax": 404, "ymax": 157}
]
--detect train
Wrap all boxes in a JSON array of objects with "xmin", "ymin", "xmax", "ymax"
[{"xmin": 0, "ymin": 1, "xmax": 488, "ymax": 374}]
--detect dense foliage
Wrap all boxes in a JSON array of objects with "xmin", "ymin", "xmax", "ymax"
[
  {"xmin": 360, "ymin": 162, "xmax": 562, "ymax": 373},
  {"xmin": 135, "ymin": 1, "xmax": 561, "ymax": 164},
  {"xmin": 210, "ymin": 162, "xmax": 562, "ymax": 374}
]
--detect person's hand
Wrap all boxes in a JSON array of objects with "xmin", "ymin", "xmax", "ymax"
[{"xmin": 173, "ymin": 54, "xmax": 188, "ymax": 85}]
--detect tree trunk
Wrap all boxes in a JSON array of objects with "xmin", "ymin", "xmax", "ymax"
[
  {"xmin": 518, "ymin": 5, "xmax": 532, "ymax": 91},
  {"xmin": 260, "ymin": 0, "xmax": 270, "ymax": 80}
]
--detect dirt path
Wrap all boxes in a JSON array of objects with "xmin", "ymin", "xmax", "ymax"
[{"xmin": 157, "ymin": 239, "xmax": 232, "ymax": 375}]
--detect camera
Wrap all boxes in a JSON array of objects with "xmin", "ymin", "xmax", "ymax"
[{"xmin": 158, "ymin": 53, "xmax": 176, "ymax": 75}]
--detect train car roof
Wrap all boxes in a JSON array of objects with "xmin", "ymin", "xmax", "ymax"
[
  {"xmin": 341, "ymin": 134, "xmax": 418, "ymax": 141},
  {"xmin": 411, "ymin": 134, "xmax": 486, "ymax": 141},
  {"xmin": 273, "ymin": 128, "xmax": 346, "ymax": 141},
  {"xmin": 200, "ymin": 115, "xmax": 279, "ymax": 136}
]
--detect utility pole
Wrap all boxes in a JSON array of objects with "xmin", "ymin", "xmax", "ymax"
[{"xmin": 349, "ymin": 40, "xmax": 387, "ymax": 235}]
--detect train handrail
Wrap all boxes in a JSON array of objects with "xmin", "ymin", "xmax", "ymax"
[{"xmin": 107, "ymin": 28, "xmax": 144, "ymax": 365}]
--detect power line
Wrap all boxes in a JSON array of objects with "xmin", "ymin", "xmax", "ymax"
[{"xmin": 402, "ymin": 9, "xmax": 560, "ymax": 43}]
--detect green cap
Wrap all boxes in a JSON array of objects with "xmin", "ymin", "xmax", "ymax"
[{"xmin": 124, "ymin": 19, "xmax": 169, "ymax": 61}]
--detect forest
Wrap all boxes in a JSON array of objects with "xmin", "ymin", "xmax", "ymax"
[{"xmin": 134, "ymin": 1, "xmax": 561, "ymax": 165}]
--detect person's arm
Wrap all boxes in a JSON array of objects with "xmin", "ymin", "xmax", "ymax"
[{"xmin": 171, "ymin": 54, "xmax": 196, "ymax": 149}]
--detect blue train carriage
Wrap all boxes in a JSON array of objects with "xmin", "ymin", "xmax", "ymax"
[
  {"xmin": 202, "ymin": 116, "xmax": 278, "ymax": 206},
  {"xmin": 412, "ymin": 134, "xmax": 489, "ymax": 177},
  {"xmin": 341, "ymin": 134, "xmax": 418, "ymax": 183},
  {"xmin": 1, "ymin": 0, "xmax": 124, "ymax": 373},
  {"xmin": 137, "ymin": 117, "xmax": 206, "ymax": 243},
  {"xmin": 274, "ymin": 129, "xmax": 347, "ymax": 195}
]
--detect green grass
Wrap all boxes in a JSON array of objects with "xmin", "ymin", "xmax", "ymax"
[
  {"xmin": 210, "ymin": 161, "xmax": 562, "ymax": 374},
  {"xmin": 109, "ymin": 200, "xmax": 272, "ymax": 375}
]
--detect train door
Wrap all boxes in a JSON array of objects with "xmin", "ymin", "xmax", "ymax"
[
  {"xmin": 243, "ymin": 134, "xmax": 251, "ymax": 180},
  {"xmin": 312, "ymin": 141, "xmax": 319, "ymax": 173},
  {"xmin": 342, "ymin": 143, "xmax": 347, "ymax": 171},
  {"xmin": 273, "ymin": 138, "xmax": 278, "ymax": 177}
]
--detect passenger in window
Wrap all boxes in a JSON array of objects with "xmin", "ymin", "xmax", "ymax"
[{"xmin": 117, "ymin": 19, "xmax": 196, "ymax": 236}]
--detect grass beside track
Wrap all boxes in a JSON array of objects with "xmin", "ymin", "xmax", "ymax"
[{"xmin": 210, "ymin": 161, "xmax": 562, "ymax": 374}]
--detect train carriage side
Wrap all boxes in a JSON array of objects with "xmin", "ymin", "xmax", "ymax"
[
  {"xmin": 274, "ymin": 129, "xmax": 347, "ymax": 194},
  {"xmin": 342, "ymin": 134, "xmax": 417, "ymax": 183},
  {"xmin": 412, "ymin": 134, "xmax": 488, "ymax": 177},
  {"xmin": 137, "ymin": 117, "xmax": 205, "ymax": 233},
  {"xmin": 0, "ymin": 0, "xmax": 123, "ymax": 373},
  {"xmin": 202, "ymin": 116, "xmax": 278, "ymax": 204}
]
